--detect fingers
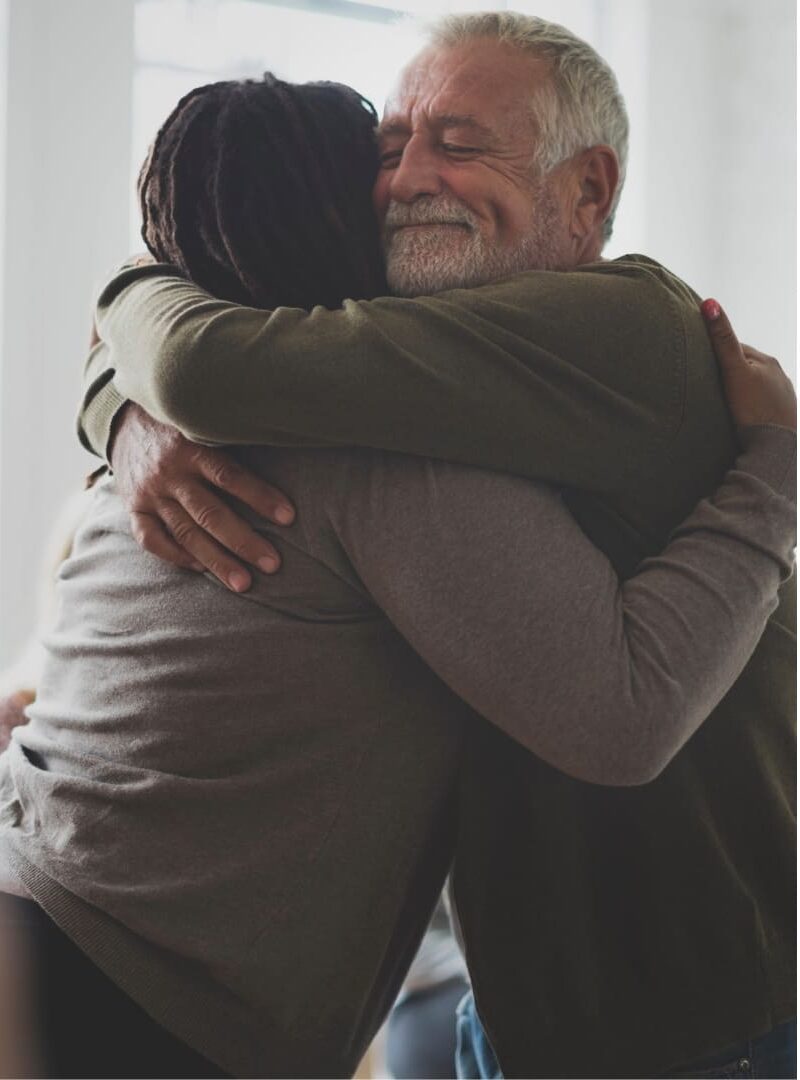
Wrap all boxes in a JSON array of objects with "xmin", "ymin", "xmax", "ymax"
[
  {"xmin": 171, "ymin": 480, "xmax": 283, "ymax": 575},
  {"xmin": 154, "ymin": 499, "xmax": 260, "ymax": 593},
  {"xmin": 700, "ymin": 299, "xmax": 746, "ymax": 372},
  {"xmin": 195, "ymin": 449, "xmax": 295, "ymax": 526},
  {"xmin": 113, "ymin": 415, "xmax": 294, "ymax": 582},
  {"xmin": 701, "ymin": 299, "xmax": 797, "ymax": 432},
  {"xmin": 130, "ymin": 511, "xmax": 205, "ymax": 573},
  {"xmin": 133, "ymin": 505, "xmax": 259, "ymax": 593},
  {"xmin": 703, "ymin": 300, "xmax": 789, "ymax": 376}
]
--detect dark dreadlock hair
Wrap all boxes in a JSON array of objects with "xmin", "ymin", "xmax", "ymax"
[{"xmin": 138, "ymin": 73, "xmax": 387, "ymax": 310}]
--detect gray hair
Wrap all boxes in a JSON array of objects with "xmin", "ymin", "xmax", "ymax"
[{"xmin": 426, "ymin": 11, "xmax": 629, "ymax": 242}]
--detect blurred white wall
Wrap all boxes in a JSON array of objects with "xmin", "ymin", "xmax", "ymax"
[
  {"xmin": 0, "ymin": 0, "xmax": 134, "ymax": 666},
  {"xmin": 0, "ymin": 0, "xmax": 795, "ymax": 669},
  {"xmin": 638, "ymin": 0, "xmax": 796, "ymax": 371},
  {"xmin": 0, "ymin": 1, "xmax": 8, "ymax": 416}
]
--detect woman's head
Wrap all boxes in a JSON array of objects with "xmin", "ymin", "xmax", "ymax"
[{"xmin": 139, "ymin": 74, "xmax": 387, "ymax": 309}]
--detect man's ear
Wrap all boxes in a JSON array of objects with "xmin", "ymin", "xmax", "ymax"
[{"xmin": 569, "ymin": 145, "xmax": 619, "ymax": 255}]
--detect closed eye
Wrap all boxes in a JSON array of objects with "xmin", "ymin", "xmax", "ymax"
[{"xmin": 379, "ymin": 144, "xmax": 480, "ymax": 168}]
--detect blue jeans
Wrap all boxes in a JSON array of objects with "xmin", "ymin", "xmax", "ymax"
[
  {"xmin": 455, "ymin": 992, "xmax": 502, "ymax": 1079},
  {"xmin": 454, "ymin": 991, "xmax": 796, "ymax": 1079},
  {"xmin": 386, "ymin": 976, "xmax": 469, "ymax": 1078}
]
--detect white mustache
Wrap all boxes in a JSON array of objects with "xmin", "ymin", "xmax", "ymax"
[{"xmin": 384, "ymin": 198, "xmax": 477, "ymax": 231}]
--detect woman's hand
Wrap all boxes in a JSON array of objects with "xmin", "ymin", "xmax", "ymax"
[{"xmin": 701, "ymin": 299, "xmax": 796, "ymax": 432}]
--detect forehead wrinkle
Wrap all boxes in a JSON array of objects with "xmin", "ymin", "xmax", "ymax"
[
  {"xmin": 383, "ymin": 43, "xmax": 547, "ymax": 153},
  {"xmin": 393, "ymin": 41, "xmax": 552, "ymax": 113},
  {"xmin": 434, "ymin": 113, "xmax": 493, "ymax": 137},
  {"xmin": 387, "ymin": 48, "xmax": 481, "ymax": 118}
]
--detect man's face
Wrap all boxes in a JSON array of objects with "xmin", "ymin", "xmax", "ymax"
[{"xmin": 374, "ymin": 38, "xmax": 572, "ymax": 296}]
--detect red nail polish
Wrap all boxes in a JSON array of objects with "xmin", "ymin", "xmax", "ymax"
[{"xmin": 701, "ymin": 299, "xmax": 721, "ymax": 321}]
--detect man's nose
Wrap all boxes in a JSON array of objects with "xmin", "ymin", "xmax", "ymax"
[{"xmin": 389, "ymin": 139, "xmax": 443, "ymax": 203}]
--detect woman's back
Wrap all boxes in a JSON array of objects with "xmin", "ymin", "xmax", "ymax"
[{"xmin": 1, "ymin": 447, "xmax": 467, "ymax": 1076}]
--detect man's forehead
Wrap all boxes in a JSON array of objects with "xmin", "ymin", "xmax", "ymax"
[{"xmin": 381, "ymin": 40, "xmax": 547, "ymax": 129}]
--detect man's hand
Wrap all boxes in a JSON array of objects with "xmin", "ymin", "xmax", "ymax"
[
  {"xmin": 110, "ymin": 403, "xmax": 295, "ymax": 592},
  {"xmin": 0, "ymin": 691, "xmax": 34, "ymax": 753},
  {"xmin": 702, "ymin": 299, "xmax": 797, "ymax": 432}
]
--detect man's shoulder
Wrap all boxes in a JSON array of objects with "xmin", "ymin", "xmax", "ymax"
[
  {"xmin": 572, "ymin": 253, "xmax": 714, "ymax": 384},
  {"xmin": 579, "ymin": 253, "xmax": 701, "ymax": 308},
  {"xmin": 464, "ymin": 253, "xmax": 698, "ymax": 343}
]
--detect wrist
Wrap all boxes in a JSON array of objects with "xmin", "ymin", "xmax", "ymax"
[{"xmin": 735, "ymin": 425, "xmax": 797, "ymax": 502}]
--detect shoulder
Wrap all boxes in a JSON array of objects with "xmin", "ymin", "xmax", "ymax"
[
  {"xmin": 454, "ymin": 253, "xmax": 693, "ymax": 355},
  {"xmin": 499, "ymin": 254, "xmax": 703, "ymax": 329},
  {"xmin": 580, "ymin": 253, "xmax": 696, "ymax": 290},
  {"xmin": 573, "ymin": 254, "xmax": 711, "ymax": 362}
]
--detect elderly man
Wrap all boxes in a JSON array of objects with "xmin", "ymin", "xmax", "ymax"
[{"xmin": 73, "ymin": 12, "xmax": 794, "ymax": 1080}]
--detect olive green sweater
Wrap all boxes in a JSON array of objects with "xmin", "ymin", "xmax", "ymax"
[{"xmin": 79, "ymin": 254, "xmax": 795, "ymax": 1078}]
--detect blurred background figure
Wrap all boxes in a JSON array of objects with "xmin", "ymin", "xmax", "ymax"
[
  {"xmin": 0, "ymin": 893, "xmax": 41, "ymax": 1078},
  {"xmin": 0, "ymin": 889, "xmax": 40, "ymax": 1075},
  {"xmin": 0, "ymin": 490, "xmax": 90, "ymax": 750},
  {"xmin": 386, "ymin": 899, "xmax": 469, "ymax": 1079},
  {"xmin": 0, "ymin": 690, "xmax": 32, "ymax": 753}
]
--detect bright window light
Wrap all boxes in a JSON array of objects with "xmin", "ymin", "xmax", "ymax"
[{"xmin": 130, "ymin": 0, "xmax": 499, "ymax": 246}]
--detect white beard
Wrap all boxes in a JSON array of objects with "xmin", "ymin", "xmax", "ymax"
[{"xmin": 383, "ymin": 186, "xmax": 565, "ymax": 297}]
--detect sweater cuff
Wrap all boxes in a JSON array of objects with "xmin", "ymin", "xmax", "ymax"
[
  {"xmin": 735, "ymin": 425, "xmax": 796, "ymax": 503},
  {"xmin": 78, "ymin": 378, "xmax": 128, "ymax": 463}
]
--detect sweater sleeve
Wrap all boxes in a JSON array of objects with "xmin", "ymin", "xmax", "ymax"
[
  {"xmin": 329, "ymin": 425, "xmax": 796, "ymax": 786},
  {"xmin": 84, "ymin": 259, "xmax": 691, "ymax": 496},
  {"xmin": 78, "ymin": 341, "xmax": 126, "ymax": 455}
]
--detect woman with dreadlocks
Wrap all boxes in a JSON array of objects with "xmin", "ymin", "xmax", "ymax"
[{"xmin": 0, "ymin": 71, "xmax": 795, "ymax": 1080}]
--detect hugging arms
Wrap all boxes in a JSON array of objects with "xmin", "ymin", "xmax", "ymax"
[{"xmin": 78, "ymin": 256, "xmax": 796, "ymax": 783}]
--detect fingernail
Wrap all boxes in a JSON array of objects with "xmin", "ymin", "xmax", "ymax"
[
  {"xmin": 229, "ymin": 571, "xmax": 250, "ymax": 592},
  {"xmin": 701, "ymin": 299, "xmax": 721, "ymax": 321},
  {"xmin": 274, "ymin": 505, "xmax": 294, "ymax": 525},
  {"xmin": 258, "ymin": 555, "xmax": 279, "ymax": 574}
]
